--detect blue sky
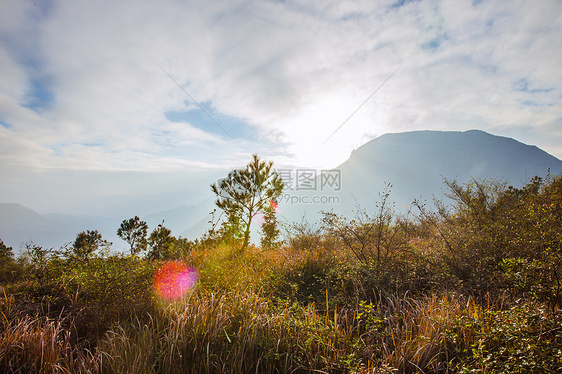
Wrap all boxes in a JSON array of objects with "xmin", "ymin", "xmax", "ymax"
[{"xmin": 1, "ymin": 0, "xmax": 561, "ymax": 216}]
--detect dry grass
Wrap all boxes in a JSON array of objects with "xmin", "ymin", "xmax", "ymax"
[
  {"xmin": 99, "ymin": 288, "xmax": 352, "ymax": 373},
  {"xmin": 0, "ymin": 316, "xmax": 98, "ymax": 374},
  {"xmin": 1, "ymin": 256, "xmax": 557, "ymax": 374}
]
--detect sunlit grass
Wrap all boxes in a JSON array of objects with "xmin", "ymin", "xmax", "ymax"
[
  {"xmin": 0, "ymin": 316, "xmax": 98, "ymax": 373},
  {"xmin": 2, "ymin": 244, "xmax": 561, "ymax": 373}
]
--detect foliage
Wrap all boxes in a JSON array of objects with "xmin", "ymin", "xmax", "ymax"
[
  {"xmin": 413, "ymin": 175, "xmax": 562, "ymax": 302},
  {"xmin": 117, "ymin": 216, "xmax": 148, "ymax": 255},
  {"xmin": 146, "ymin": 222, "xmax": 175, "ymax": 261},
  {"xmin": 211, "ymin": 154, "xmax": 285, "ymax": 253},
  {"xmin": 322, "ymin": 186, "xmax": 413, "ymax": 276},
  {"xmin": 0, "ymin": 240, "xmax": 21, "ymax": 284},
  {"xmin": 283, "ymin": 217, "xmax": 325, "ymax": 251},
  {"xmin": 452, "ymin": 302, "xmax": 562, "ymax": 373},
  {"xmin": 58, "ymin": 255, "xmax": 157, "ymax": 343},
  {"xmin": 260, "ymin": 204, "xmax": 282, "ymax": 248},
  {"xmin": 72, "ymin": 230, "xmax": 112, "ymax": 262},
  {"xmin": 198, "ymin": 209, "xmax": 244, "ymax": 250},
  {"xmin": 21, "ymin": 242, "xmax": 53, "ymax": 284},
  {"xmin": 0, "ymin": 240, "xmax": 14, "ymax": 263}
]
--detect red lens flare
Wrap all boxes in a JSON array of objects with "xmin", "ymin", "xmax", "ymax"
[
  {"xmin": 270, "ymin": 199, "xmax": 281, "ymax": 214},
  {"xmin": 153, "ymin": 261, "xmax": 198, "ymax": 301}
]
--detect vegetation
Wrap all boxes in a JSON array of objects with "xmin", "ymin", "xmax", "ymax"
[
  {"xmin": 117, "ymin": 216, "xmax": 148, "ymax": 256},
  {"xmin": 1, "ymin": 170, "xmax": 561, "ymax": 373},
  {"xmin": 211, "ymin": 154, "xmax": 285, "ymax": 252}
]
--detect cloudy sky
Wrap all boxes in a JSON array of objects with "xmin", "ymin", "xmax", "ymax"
[{"xmin": 1, "ymin": 0, "xmax": 561, "ymax": 216}]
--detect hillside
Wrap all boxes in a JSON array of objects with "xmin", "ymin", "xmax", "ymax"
[{"xmin": 282, "ymin": 130, "xmax": 562, "ymax": 221}]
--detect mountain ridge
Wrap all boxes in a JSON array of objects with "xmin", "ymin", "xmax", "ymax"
[
  {"xmin": 340, "ymin": 130, "xmax": 561, "ymax": 206},
  {"xmin": 281, "ymin": 129, "xmax": 562, "ymax": 221},
  {"xmin": 2, "ymin": 130, "xmax": 561, "ymax": 250}
]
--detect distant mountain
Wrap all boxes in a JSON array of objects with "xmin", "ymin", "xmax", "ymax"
[
  {"xmin": 0, "ymin": 204, "xmax": 63, "ymax": 250},
  {"xmin": 142, "ymin": 198, "xmax": 215, "ymax": 239},
  {"xmin": 0, "ymin": 200, "xmax": 215, "ymax": 252},
  {"xmin": 0, "ymin": 203, "xmax": 121, "ymax": 252},
  {"xmin": 0, "ymin": 199, "xmax": 216, "ymax": 252},
  {"xmin": 280, "ymin": 130, "xmax": 562, "ymax": 222}
]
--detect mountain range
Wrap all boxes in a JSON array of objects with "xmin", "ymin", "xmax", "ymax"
[{"xmin": 2, "ymin": 130, "xmax": 561, "ymax": 252}]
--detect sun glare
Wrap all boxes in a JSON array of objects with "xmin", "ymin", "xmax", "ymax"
[{"xmin": 281, "ymin": 92, "xmax": 379, "ymax": 169}]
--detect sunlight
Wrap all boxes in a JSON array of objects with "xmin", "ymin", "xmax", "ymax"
[{"xmin": 281, "ymin": 92, "xmax": 385, "ymax": 169}]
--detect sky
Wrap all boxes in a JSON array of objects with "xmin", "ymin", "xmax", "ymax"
[{"xmin": 1, "ymin": 0, "xmax": 561, "ymax": 217}]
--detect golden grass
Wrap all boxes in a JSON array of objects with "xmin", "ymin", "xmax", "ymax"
[
  {"xmin": 0, "ymin": 316, "xmax": 98, "ymax": 374},
  {"xmin": 2, "ymin": 239, "xmax": 559, "ymax": 373}
]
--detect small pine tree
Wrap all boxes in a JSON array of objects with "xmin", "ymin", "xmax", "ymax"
[
  {"xmin": 146, "ymin": 222, "xmax": 175, "ymax": 261},
  {"xmin": 260, "ymin": 206, "xmax": 282, "ymax": 248},
  {"xmin": 73, "ymin": 230, "xmax": 112, "ymax": 262},
  {"xmin": 0, "ymin": 239, "xmax": 14, "ymax": 263},
  {"xmin": 211, "ymin": 154, "xmax": 284, "ymax": 253}
]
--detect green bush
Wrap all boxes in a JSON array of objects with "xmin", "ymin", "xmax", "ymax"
[
  {"xmin": 2, "ymin": 174, "xmax": 562, "ymax": 373},
  {"xmin": 453, "ymin": 302, "xmax": 562, "ymax": 373},
  {"xmin": 57, "ymin": 255, "xmax": 157, "ymax": 343}
]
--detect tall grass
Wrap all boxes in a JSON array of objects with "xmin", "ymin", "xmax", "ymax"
[
  {"xmin": 2, "ymin": 249, "xmax": 561, "ymax": 373},
  {"xmin": 0, "ymin": 316, "xmax": 98, "ymax": 373},
  {"xmin": 99, "ymin": 288, "xmax": 360, "ymax": 373},
  {"xmin": 96, "ymin": 288, "xmax": 561, "ymax": 373}
]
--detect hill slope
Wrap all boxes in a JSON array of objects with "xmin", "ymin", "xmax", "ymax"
[
  {"xmin": 0, "ymin": 203, "xmax": 121, "ymax": 252},
  {"xmin": 281, "ymin": 130, "xmax": 562, "ymax": 221}
]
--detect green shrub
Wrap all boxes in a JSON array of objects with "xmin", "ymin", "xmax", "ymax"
[
  {"xmin": 453, "ymin": 302, "xmax": 562, "ymax": 373},
  {"xmin": 58, "ymin": 255, "xmax": 157, "ymax": 344}
]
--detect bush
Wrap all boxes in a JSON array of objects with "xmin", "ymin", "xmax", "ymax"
[
  {"xmin": 58, "ymin": 255, "xmax": 157, "ymax": 344},
  {"xmin": 2, "ymin": 174, "xmax": 562, "ymax": 373},
  {"xmin": 453, "ymin": 302, "xmax": 562, "ymax": 373}
]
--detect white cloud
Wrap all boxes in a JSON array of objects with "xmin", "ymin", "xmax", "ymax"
[{"xmin": 1, "ymin": 0, "xmax": 561, "ymax": 214}]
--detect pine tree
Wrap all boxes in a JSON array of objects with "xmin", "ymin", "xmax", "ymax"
[{"xmin": 211, "ymin": 154, "xmax": 284, "ymax": 253}]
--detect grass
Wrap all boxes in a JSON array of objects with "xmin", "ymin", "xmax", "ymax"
[
  {"xmin": 0, "ymin": 316, "xmax": 98, "ymax": 373},
  {"xmin": 1, "ymin": 245, "xmax": 561, "ymax": 373}
]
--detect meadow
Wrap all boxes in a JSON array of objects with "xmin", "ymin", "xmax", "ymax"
[{"xmin": 1, "ymin": 176, "xmax": 561, "ymax": 373}]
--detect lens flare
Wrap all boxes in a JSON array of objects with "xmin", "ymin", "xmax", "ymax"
[
  {"xmin": 251, "ymin": 211, "xmax": 266, "ymax": 226},
  {"xmin": 153, "ymin": 261, "xmax": 198, "ymax": 301},
  {"xmin": 270, "ymin": 199, "xmax": 281, "ymax": 214}
]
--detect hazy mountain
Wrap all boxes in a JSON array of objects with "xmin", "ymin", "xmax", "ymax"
[
  {"xmin": 143, "ymin": 198, "xmax": 215, "ymax": 239},
  {"xmin": 0, "ymin": 199, "xmax": 216, "ymax": 252},
  {"xmin": 281, "ymin": 130, "xmax": 562, "ymax": 222},
  {"xmin": 0, "ymin": 203, "xmax": 121, "ymax": 252},
  {"xmin": 0, "ymin": 203, "xmax": 64, "ymax": 250},
  {"xmin": 2, "ymin": 130, "xmax": 562, "ymax": 250}
]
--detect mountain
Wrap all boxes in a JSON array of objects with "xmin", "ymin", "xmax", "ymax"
[
  {"xmin": 280, "ymin": 130, "xmax": 562, "ymax": 222},
  {"xmin": 2, "ymin": 130, "xmax": 561, "ymax": 250},
  {"xmin": 142, "ymin": 198, "xmax": 215, "ymax": 239},
  {"xmin": 0, "ymin": 204, "xmax": 64, "ymax": 249},
  {"xmin": 0, "ymin": 203, "xmax": 121, "ymax": 252},
  {"xmin": 0, "ymin": 199, "xmax": 216, "ymax": 252}
]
